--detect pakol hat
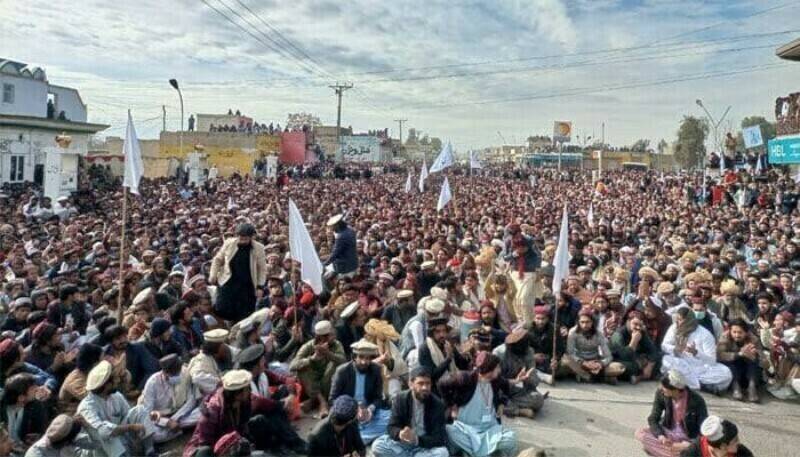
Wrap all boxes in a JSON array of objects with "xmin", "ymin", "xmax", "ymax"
[
  {"xmin": 222, "ymin": 370, "xmax": 252, "ymax": 391},
  {"xmin": 86, "ymin": 360, "xmax": 113, "ymax": 391},
  {"xmin": 204, "ymin": 328, "xmax": 229, "ymax": 343}
]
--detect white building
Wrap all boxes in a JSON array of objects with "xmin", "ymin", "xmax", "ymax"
[{"xmin": 0, "ymin": 58, "xmax": 107, "ymax": 198}]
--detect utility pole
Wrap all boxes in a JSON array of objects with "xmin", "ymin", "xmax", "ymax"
[
  {"xmin": 162, "ymin": 105, "xmax": 166, "ymax": 133},
  {"xmin": 394, "ymin": 119, "xmax": 407, "ymax": 145},
  {"xmin": 329, "ymin": 82, "xmax": 353, "ymax": 162}
]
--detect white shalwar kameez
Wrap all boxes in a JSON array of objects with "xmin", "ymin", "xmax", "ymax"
[{"xmin": 660, "ymin": 324, "xmax": 732, "ymax": 391}]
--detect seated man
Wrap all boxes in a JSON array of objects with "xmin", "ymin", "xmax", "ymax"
[
  {"xmin": 187, "ymin": 329, "xmax": 230, "ymax": 397},
  {"xmin": 1, "ymin": 374, "xmax": 48, "ymax": 450},
  {"xmin": 77, "ymin": 360, "xmax": 157, "ymax": 457},
  {"xmin": 416, "ymin": 317, "xmax": 469, "ymax": 390},
  {"xmin": 234, "ymin": 344, "xmax": 306, "ymax": 453},
  {"xmin": 290, "ymin": 320, "xmax": 346, "ymax": 418},
  {"xmin": 308, "ymin": 395, "xmax": 366, "ymax": 457},
  {"xmin": 439, "ymin": 352, "xmax": 526, "ymax": 457},
  {"xmin": 372, "ymin": 366, "xmax": 448, "ymax": 457},
  {"xmin": 717, "ymin": 319, "xmax": 761, "ymax": 402},
  {"xmin": 661, "ymin": 308, "xmax": 732, "ymax": 393},
  {"xmin": 330, "ymin": 339, "xmax": 391, "ymax": 444},
  {"xmin": 610, "ymin": 311, "xmax": 662, "ymax": 384},
  {"xmin": 138, "ymin": 354, "xmax": 202, "ymax": 444},
  {"xmin": 680, "ymin": 416, "xmax": 754, "ymax": 457},
  {"xmin": 492, "ymin": 327, "xmax": 545, "ymax": 418},
  {"xmin": 564, "ymin": 309, "xmax": 626, "ymax": 383},
  {"xmin": 634, "ymin": 370, "xmax": 708, "ymax": 457},
  {"xmin": 184, "ymin": 370, "xmax": 294, "ymax": 457},
  {"xmin": 527, "ymin": 305, "xmax": 565, "ymax": 385},
  {"xmin": 25, "ymin": 413, "xmax": 91, "ymax": 457}
]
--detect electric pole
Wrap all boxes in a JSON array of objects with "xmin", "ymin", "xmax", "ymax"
[
  {"xmin": 329, "ymin": 82, "xmax": 353, "ymax": 161},
  {"xmin": 395, "ymin": 119, "xmax": 407, "ymax": 155},
  {"xmin": 162, "ymin": 105, "xmax": 166, "ymax": 133}
]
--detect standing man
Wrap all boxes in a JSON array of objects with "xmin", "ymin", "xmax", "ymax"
[
  {"xmin": 371, "ymin": 366, "xmax": 448, "ymax": 457},
  {"xmin": 325, "ymin": 214, "xmax": 358, "ymax": 278},
  {"xmin": 210, "ymin": 223, "xmax": 267, "ymax": 323},
  {"xmin": 330, "ymin": 340, "xmax": 391, "ymax": 444}
]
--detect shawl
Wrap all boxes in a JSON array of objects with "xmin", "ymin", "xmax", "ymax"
[
  {"xmin": 675, "ymin": 311, "xmax": 699, "ymax": 352},
  {"xmin": 426, "ymin": 336, "xmax": 457, "ymax": 375}
]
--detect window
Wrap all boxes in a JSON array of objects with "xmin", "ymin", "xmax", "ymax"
[
  {"xmin": 9, "ymin": 156, "xmax": 24, "ymax": 182},
  {"xmin": 2, "ymin": 84, "xmax": 14, "ymax": 104}
]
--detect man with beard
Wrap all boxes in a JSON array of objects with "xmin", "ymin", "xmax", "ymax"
[
  {"xmin": 610, "ymin": 311, "xmax": 662, "ymax": 384},
  {"xmin": 330, "ymin": 340, "xmax": 391, "ymax": 444},
  {"xmin": 565, "ymin": 309, "xmax": 626, "ymax": 384},
  {"xmin": 337, "ymin": 302, "xmax": 367, "ymax": 359},
  {"xmin": 77, "ymin": 360, "xmax": 157, "ymax": 457},
  {"xmin": 1, "ymin": 298, "xmax": 31, "ymax": 334},
  {"xmin": 187, "ymin": 329, "xmax": 231, "ymax": 397},
  {"xmin": 307, "ymin": 395, "xmax": 366, "ymax": 457},
  {"xmin": 371, "ymin": 366, "xmax": 448, "ymax": 457},
  {"xmin": 382, "ymin": 290, "xmax": 417, "ymax": 334},
  {"xmin": 416, "ymin": 262, "xmax": 441, "ymax": 299},
  {"xmin": 716, "ymin": 319, "xmax": 761, "ymax": 402},
  {"xmin": 527, "ymin": 305, "xmax": 564, "ymax": 385},
  {"xmin": 660, "ymin": 307, "xmax": 732, "ymax": 394},
  {"xmin": 290, "ymin": 320, "xmax": 346, "ymax": 419},
  {"xmin": 210, "ymin": 223, "xmax": 267, "ymax": 323},
  {"xmin": 438, "ymin": 352, "xmax": 524, "ymax": 457},
  {"xmin": 478, "ymin": 302, "xmax": 507, "ymax": 348},
  {"xmin": 325, "ymin": 214, "xmax": 358, "ymax": 278},
  {"xmin": 417, "ymin": 318, "xmax": 469, "ymax": 390},
  {"xmin": 492, "ymin": 327, "xmax": 545, "ymax": 418}
]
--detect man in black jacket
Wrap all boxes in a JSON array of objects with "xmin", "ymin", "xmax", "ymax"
[
  {"xmin": 634, "ymin": 369, "xmax": 708, "ymax": 456},
  {"xmin": 371, "ymin": 366, "xmax": 448, "ymax": 457},
  {"xmin": 417, "ymin": 318, "xmax": 469, "ymax": 391},
  {"xmin": 326, "ymin": 215, "xmax": 358, "ymax": 277},
  {"xmin": 329, "ymin": 339, "xmax": 390, "ymax": 444},
  {"xmin": 680, "ymin": 416, "xmax": 754, "ymax": 457},
  {"xmin": 308, "ymin": 395, "xmax": 365, "ymax": 457}
]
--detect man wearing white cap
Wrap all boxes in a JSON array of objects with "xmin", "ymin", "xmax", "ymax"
[
  {"xmin": 187, "ymin": 329, "xmax": 231, "ymax": 396},
  {"xmin": 77, "ymin": 360, "xmax": 157, "ymax": 457},
  {"xmin": 337, "ymin": 301, "xmax": 367, "ymax": 359},
  {"xmin": 25, "ymin": 413, "xmax": 89, "ymax": 457},
  {"xmin": 209, "ymin": 223, "xmax": 267, "ymax": 322},
  {"xmin": 290, "ymin": 320, "xmax": 346, "ymax": 419},
  {"xmin": 399, "ymin": 297, "xmax": 444, "ymax": 362},
  {"xmin": 324, "ymin": 214, "xmax": 358, "ymax": 277},
  {"xmin": 679, "ymin": 416, "xmax": 754, "ymax": 457},
  {"xmin": 634, "ymin": 369, "xmax": 708, "ymax": 457},
  {"xmin": 330, "ymin": 339, "xmax": 391, "ymax": 444}
]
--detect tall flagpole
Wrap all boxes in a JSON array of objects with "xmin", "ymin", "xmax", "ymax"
[{"xmin": 116, "ymin": 112, "xmax": 131, "ymax": 324}]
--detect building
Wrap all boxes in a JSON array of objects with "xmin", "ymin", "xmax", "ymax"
[
  {"xmin": 0, "ymin": 58, "xmax": 107, "ymax": 197},
  {"xmin": 776, "ymin": 38, "xmax": 800, "ymax": 61},
  {"xmin": 313, "ymin": 125, "xmax": 352, "ymax": 159},
  {"xmin": 770, "ymin": 39, "xmax": 800, "ymax": 168}
]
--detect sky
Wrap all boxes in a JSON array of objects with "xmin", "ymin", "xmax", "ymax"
[{"xmin": 2, "ymin": 0, "xmax": 799, "ymax": 151}]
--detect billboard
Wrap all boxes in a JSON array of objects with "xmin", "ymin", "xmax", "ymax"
[
  {"xmin": 742, "ymin": 125, "xmax": 763, "ymax": 149},
  {"xmin": 553, "ymin": 121, "xmax": 572, "ymax": 143},
  {"xmin": 768, "ymin": 135, "xmax": 800, "ymax": 164},
  {"xmin": 340, "ymin": 135, "xmax": 381, "ymax": 162},
  {"xmin": 280, "ymin": 131, "xmax": 307, "ymax": 165}
]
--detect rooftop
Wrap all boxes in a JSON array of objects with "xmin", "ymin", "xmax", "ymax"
[
  {"xmin": 0, "ymin": 114, "xmax": 108, "ymax": 133},
  {"xmin": 776, "ymin": 38, "xmax": 800, "ymax": 61},
  {"xmin": 0, "ymin": 58, "xmax": 48, "ymax": 81}
]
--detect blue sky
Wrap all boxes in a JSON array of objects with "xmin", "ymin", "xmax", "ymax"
[{"xmin": 2, "ymin": 0, "xmax": 798, "ymax": 150}]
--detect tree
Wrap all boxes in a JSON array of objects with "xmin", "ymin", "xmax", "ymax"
[
  {"xmin": 285, "ymin": 112, "xmax": 321, "ymax": 130},
  {"xmin": 430, "ymin": 137, "xmax": 443, "ymax": 152},
  {"xmin": 656, "ymin": 139, "xmax": 668, "ymax": 155},
  {"xmin": 674, "ymin": 116, "xmax": 709, "ymax": 169},
  {"xmin": 630, "ymin": 139, "xmax": 650, "ymax": 152}
]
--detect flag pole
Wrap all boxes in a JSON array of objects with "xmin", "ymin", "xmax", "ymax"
[
  {"xmin": 551, "ymin": 296, "xmax": 559, "ymax": 387},
  {"xmin": 116, "ymin": 170, "xmax": 129, "ymax": 324}
]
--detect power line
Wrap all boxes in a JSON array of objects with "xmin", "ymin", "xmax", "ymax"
[{"xmin": 404, "ymin": 62, "xmax": 790, "ymax": 110}]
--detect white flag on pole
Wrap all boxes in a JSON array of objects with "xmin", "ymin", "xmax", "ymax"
[
  {"xmin": 429, "ymin": 142, "xmax": 454, "ymax": 173},
  {"xmin": 418, "ymin": 159, "xmax": 429, "ymax": 192},
  {"xmin": 552, "ymin": 205, "xmax": 570, "ymax": 296},
  {"xmin": 227, "ymin": 196, "xmax": 237, "ymax": 210},
  {"xmin": 437, "ymin": 177, "xmax": 452, "ymax": 211},
  {"xmin": 755, "ymin": 154, "xmax": 763, "ymax": 174},
  {"xmin": 404, "ymin": 172, "xmax": 412, "ymax": 193},
  {"xmin": 469, "ymin": 150, "xmax": 483, "ymax": 169},
  {"xmin": 288, "ymin": 200, "xmax": 324, "ymax": 294},
  {"xmin": 122, "ymin": 111, "xmax": 144, "ymax": 195},
  {"xmin": 587, "ymin": 202, "xmax": 594, "ymax": 227}
]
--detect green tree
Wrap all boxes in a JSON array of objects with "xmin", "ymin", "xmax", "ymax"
[
  {"xmin": 656, "ymin": 139, "xmax": 669, "ymax": 154},
  {"xmin": 674, "ymin": 116, "xmax": 709, "ymax": 169},
  {"xmin": 430, "ymin": 137, "xmax": 443, "ymax": 152},
  {"xmin": 630, "ymin": 139, "xmax": 650, "ymax": 152}
]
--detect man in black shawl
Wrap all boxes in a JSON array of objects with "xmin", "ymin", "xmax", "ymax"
[{"xmin": 210, "ymin": 223, "xmax": 267, "ymax": 323}]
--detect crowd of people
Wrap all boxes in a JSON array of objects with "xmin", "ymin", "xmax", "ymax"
[{"xmin": 0, "ymin": 161, "xmax": 797, "ymax": 457}]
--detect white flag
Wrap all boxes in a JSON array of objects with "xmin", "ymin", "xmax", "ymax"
[
  {"xmin": 429, "ymin": 142, "xmax": 454, "ymax": 173},
  {"xmin": 418, "ymin": 159, "xmax": 429, "ymax": 192},
  {"xmin": 755, "ymin": 154, "xmax": 763, "ymax": 174},
  {"xmin": 437, "ymin": 177, "xmax": 452, "ymax": 211},
  {"xmin": 587, "ymin": 202, "xmax": 594, "ymax": 227},
  {"xmin": 794, "ymin": 170, "xmax": 800, "ymax": 184},
  {"xmin": 122, "ymin": 111, "xmax": 144, "ymax": 195},
  {"xmin": 552, "ymin": 205, "xmax": 570, "ymax": 296},
  {"xmin": 288, "ymin": 200, "xmax": 324, "ymax": 294},
  {"xmin": 227, "ymin": 196, "xmax": 236, "ymax": 210},
  {"xmin": 404, "ymin": 172, "xmax": 412, "ymax": 194},
  {"xmin": 469, "ymin": 150, "xmax": 483, "ymax": 169}
]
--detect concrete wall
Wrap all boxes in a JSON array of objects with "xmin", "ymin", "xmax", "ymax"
[
  {"xmin": 48, "ymin": 85, "xmax": 87, "ymax": 122},
  {"xmin": 158, "ymin": 131, "xmax": 282, "ymax": 177},
  {"xmin": 0, "ymin": 126, "xmax": 88, "ymax": 185},
  {"xmin": 0, "ymin": 74, "xmax": 48, "ymax": 117},
  {"xmin": 103, "ymin": 136, "xmax": 165, "ymax": 178},
  {"xmin": 196, "ymin": 114, "xmax": 245, "ymax": 132}
]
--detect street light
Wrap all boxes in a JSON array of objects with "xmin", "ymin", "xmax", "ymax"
[{"xmin": 169, "ymin": 79, "xmax": 184, "ymax": 156}]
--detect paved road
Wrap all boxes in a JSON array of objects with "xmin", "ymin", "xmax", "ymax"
[{"xmin": 164, "ymin": 380, "xmax": 800, "ymax": 456}]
